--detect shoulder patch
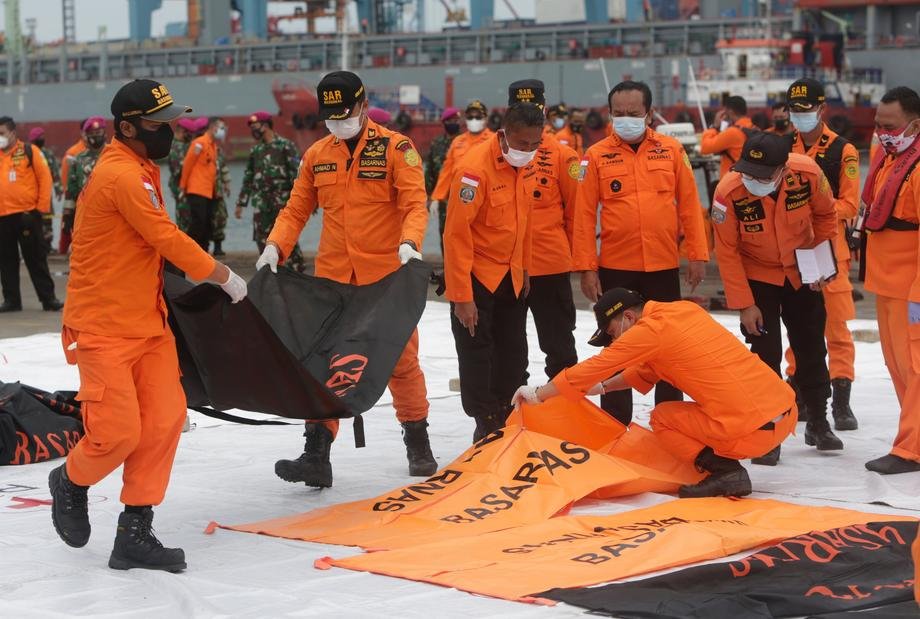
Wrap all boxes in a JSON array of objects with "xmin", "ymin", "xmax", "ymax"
[
  {"xmin": 404, "ymin": 149, "xmax": 420, "ymax": 167},
  {"xmin": 711, "ymin": 200, "xmax": 727, "ymax": 224},
  {"xmin": 395, "ymin": 139, "xmax": 412, "ymax": 152},
  {"xmin": 459, "ymin": 185, "xmax": 476, "ymax": 204},
  {"xmin": 844, "ymin": 162, "xmax": 858, "ymax": 180},
  {"xmin": 683, "ymin": 152, "xmax": 692, "ymax": 170},
  {"xmin": 193, "ymin": 142, "xmax": 203, "ymax": 154},
  {"xmin": 567, "ymin": 160, "xmax": 581, "ymax": 180}
]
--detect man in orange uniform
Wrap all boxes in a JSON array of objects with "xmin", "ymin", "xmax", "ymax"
[
  {"xmin": 179, "ymin": 116, "xmax": 225, "ymax": 250},
  {"xmin": 711, "ymin": 132, "xmax": 841, "ymax": 463},
  {"xmin": 58, "ymin": 121, "xmax": 88, "ymax": 254},
  {"xmin": 429, "ymin": 100, "xmax": 493, "ymax": 222},
  {"xmin": 783, "ymin": 78, "xmax": 860, "ymax": 431},
  {"xmin": 861, "ymin": 86, "xmax": 920, "ymax": 475},
  {"xmin": 556, "ymin": 108, "xmax": 586, "ymax": 157},
  {"xmin": 545, "ymin": 103, "xmax": 568, "ymax": 137},
  {"xmin": 574, "ymin": 80, "xmax": 708, "ymax": 424},
  {"xmin": 506, "ymin": 81, "xmax": 581, "ymax": 380},
  {"xmin": 512, "ymin": 288, "xmax": 796, "ymax": 498},
  {"xmin": 259, "ymin": 71, "xmax": 436, "ymax": 487},
  {"xmin": 444, "ymin": 101, "xmax": 543, "ymax": 441},
  {"xmin": 0, "ymin": 116, "xmax": 62, "ymax": 313},
  {"xmin": 47, "ymin": 79, "xmax": 248, "ymax": 571},
  {"xmin": 701, "ymin": 95, "xmax": 756, "ymax": 177}
]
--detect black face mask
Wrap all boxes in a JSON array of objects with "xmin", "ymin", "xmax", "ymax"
[
  {"xmin": 132, "ymin": 121, "xmax": 174, "ymax": 160},
  {"xmin": 251, "ymin": 127, "xmax": 264, "ymax": 140},
  {"xmin": 444, "ymin": 122, "xmax": 461, "ymax": 136},
  {"xmin": 570, "ymin": 124, "xmax": 583, "ymax": 133},
  {"xmin": 773, "ymin": 119, "xmax": 789, "ymax": 131},
  {"xmin": 87, "ymin": 135, "xmax": 105, "ymax": 149},
  {"xmin": 32, "ymin": 138, "xmax": 45, "ymax": 148}
]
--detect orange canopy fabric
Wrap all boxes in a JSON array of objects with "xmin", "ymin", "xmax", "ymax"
[{"xmin": 325, "ymin": 498, "xmax": 918, "ymax": 602}]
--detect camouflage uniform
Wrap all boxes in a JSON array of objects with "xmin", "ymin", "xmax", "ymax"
[
  {"xmin": 424, "ymin": 132, "xmax": 456, "ymax": 251},
  {"xmin": 211, "ymin": 146, "xmax": 230, "ymax": 250},
  {"xmin": 63, "ymin": 147, "xmax": 103, "ymax": 239},
  {"xmin": 167, "ymin": 138, "xmax": 191, "ymax": 232},
  {"xmin": 237, "ymin": 134, "xmax": 305, "ymax": 272},
  {"xmin": 39, "ymin": 146, "xmax": 62, "ymax": 252}
]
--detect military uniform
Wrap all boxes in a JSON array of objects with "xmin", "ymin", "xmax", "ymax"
[
  {"xmin": 425, "ymin": 132, "xmax": 456, "ymax": 247},
  {"xmin": 210, "ymin": 146, "xmax": 230, "ymax": 253},
  {"xmin": 64, "ymin": 148, "xmax": 103, "ymax": 237},
  {"xmin": 237, "ymin": 134, "xmax": 304, "ymax": 271},
  {"xmin": 167, "ymin": 138, "xmax": 191, "ymax": 232},
  {"xmin": 40, "ymin": 146, "xmax": 62, "ymax": 252}
]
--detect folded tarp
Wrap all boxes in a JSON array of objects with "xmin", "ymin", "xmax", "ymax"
[{"xmin": 0, "ymin": 381, "xmax": 82, "ymax": 465}]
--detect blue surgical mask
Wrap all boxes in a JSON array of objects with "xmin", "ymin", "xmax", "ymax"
[
  {"xmin": 612, "ymin": 116, "xmax": 646, "ymax": 141},
  {"xmin": 551, "ymin": 117, "xmax": 565, "ymax": 130},
  {"xmin": 742, "ymin": 175, "xmax": 780, "ymax": 197},
  {"xmin": 790, "ymin": 111, "xmax": 820, "ymax": 133}
]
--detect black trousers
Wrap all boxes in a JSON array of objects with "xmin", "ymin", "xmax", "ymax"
[
  {"xmin": 526, "ymin": 272, "xmax": 577, "ymax": 380},
  {"xmin": 597, "ymin": 267, "xmax": 683, "ymax": 424},
  {"xmin": 187, "ymin": 194, "xmax": 216, "ymax": 251},
  {"xmin": 745, "ymin": 278, "xmax": 831, "ymax": 408},
  {"xmin": 451, "ymin": 273, "xmax": 528, "ymax": 419},
  {"xmin": 0, "ymin": 211, "xmax": 56, "ymax": 307}
]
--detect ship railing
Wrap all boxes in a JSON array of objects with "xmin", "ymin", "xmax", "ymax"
[
  {"xmin": 0, "ymin": 16, "xmax": 792, "ymax": 86},
  {"xmin": 696, "ymin": 65, "xmax": 884, "ymax": 84}
]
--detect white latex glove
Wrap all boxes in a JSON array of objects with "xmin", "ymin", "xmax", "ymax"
[
  {"xmin": 586, "ymin": 382, "xmax": 605, "ymax": 396},
  {"xmin": 219, "ymin": 269, "xmax": 247, "ymax": 304},
  {"xmin": 511, "ymin": 385, "xmax": 541, "ymax": 409},
  {"xmin": 256, "ymin": 244, "xmax": 279, "ymax": 273},
  {"xmin": 398, "ymin": 241, "xmax": 422, "ymax": 265},
  {"xmin": 428, "ymin": 200, "xmax": 440, "ymax": 216}
]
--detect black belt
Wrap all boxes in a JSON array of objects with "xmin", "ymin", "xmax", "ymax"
[
  {"xmin": 759, "ymin": 408, "xmax": 791, "ymax": 431},
  {"xmin": 885, "ymin": 217, "xmax": 920, "ymax": 232}
]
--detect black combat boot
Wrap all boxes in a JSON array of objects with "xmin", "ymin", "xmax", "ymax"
[
  {"xmin": 751, "ymin": 444, "xmax": 781, "ymax": 466},
  {"xmin": 274, "ymin": 424, "xmax": 333, "ymax": 487},
  {"xmin": 48, "ymin": 464, "xmax": 90, "ymax": 548},
  {"xmin": 108, "ymin": 508, "xmax": 186, "ymax": 572},
  {"xmin": 865, "ymin": 454, "xmax": 920, "ymax": 475},
  {"xmin": 678, "ymin": 447, "xmax": 752, "ymax": 498},
  {"xmin": 212, "ymin": 241, "xmax": 225, "ymax": 257},
  {"xmin": 830, "ymin": 378, "xmax": 858, "ymax": 431},
  {"xmin": 0, "ymin": 301, "xmax": 22, "ymax": 313},
  {"xmin": 787, "ymin": 376, "xmax": 806, "ymax": 421},
  {"xmin": 401, "ymin": 420, "xmax": 438, "ymax": 477},
  {"xmin": 472, "ymin": 412, "xmax": 504, "ymax": 443},
  {"xmin": 803, "ymin": 400, "xmax": 844, "ymax": 451}
]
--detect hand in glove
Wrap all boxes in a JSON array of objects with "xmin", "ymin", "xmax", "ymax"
[
  {"xmin": 398, "ymin": 241, "xmax": 422, "ymax": 265},
  {"xmin": 511, "ymin": 385, "xmax": 541, "ymax": 409},
  {"xmin": 586, "ymin": 382, "xmax": 605, "ymax": 396},
  {"xmin": 220, "ymin": 269, "xmax": 247, "ymax": 304},
  {"xmin": 256, "ymin": 244, "xmax": 279, "ymax": 273}
]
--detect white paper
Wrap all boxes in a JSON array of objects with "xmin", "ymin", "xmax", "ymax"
[{"xmin": 795, "ymin": 239, "xmax": 837, "ymax": 284}]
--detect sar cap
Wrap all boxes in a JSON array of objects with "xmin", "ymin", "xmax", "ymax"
[
  {"xmin": 508, "ymin": 79, "xmax": 546, "ymax": 109},
  {"xmin": 732, "ymin": 132, "xmax": 792, "ymax": 179},
  {"xmin": 110, "ymin": 79, "xmax": 192, "ymax": 123},
  {"xmin": 787, "ymin": 78, "xmax": 825, "ymax": 111},
  {"xmin": 587, "ymin": 288, "xmax": 644, "ymax": 347},
  {"xmin": 465, "ymin": 100, "xmax": 487, "ymax": 115},
  {"xmin": 317, "ymin": 71, "xmax": 366, "ymax": 121}
]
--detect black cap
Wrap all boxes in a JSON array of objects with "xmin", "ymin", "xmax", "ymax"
[
  {"xmin": 110, "ymin": 79, "xmax": 192, "ymax": 123},
  {"xmin": 547, "ymin": 103, "xmax": 568, "ymax": 117},
  {"xmin": 787, "ymin": 78, "xmax": 825, "ymax": 111},
  {"xmin": 508, "ymin": 79, "xmax": 545, "ymax": 109},
  {"xmin": 465, "ymin": 100, "xmax": 487, "ymax": 115},
  {"xmin": 588, "ymin": 288, "xmax": 644, "ymax": 347},
  {"xmin": 317, "ymin": 71, "xmax": 366, "ymax": 121},
  {"xmin": 732, "ymin": 132, "xmax": 792, "ymax": 179}
]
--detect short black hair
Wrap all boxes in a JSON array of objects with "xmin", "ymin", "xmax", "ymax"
[
  {"xmin": 881, "ymin": 86, "xmax": 920, "ymax": 118},
  {"xmin": 608, "ymin": 80, "xmax": 652, "ymax": 112},
  {"xmin": 502, "ymin": 103, "xmax": 545, "ymax": 131},
  {"xmin": 726, "ymin": 96, "xmax": 747, "ymax": 116},
  {"xmin": 207, "ymin": 116, "xmax": 224, "ymax": 128},
  {"xmin": 0, "ymin": 116, "xmax": 15, "ymax": 131},
  {"xmin": 771, "ymin": 102, "xmax": 788, "ymax": 112}
]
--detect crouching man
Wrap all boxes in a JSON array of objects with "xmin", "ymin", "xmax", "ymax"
[{"xmin": 511, "ymin": 288, "xmax": 796, "ymax": 498}]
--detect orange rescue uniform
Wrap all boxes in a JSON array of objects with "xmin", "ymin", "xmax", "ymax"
[
  {"xmin": 431, "ymin": 129, "xmax": 493, "ymax": 202},
  {"xmin": 572, "ymin": 128, "xmax": 709, "ymax": 273},
  {"xmin": 0, "ymin": 140, "xmax": 52, "ymax": 216},
  {"xmin": 179, "ymin": 133, "xmax": 218, "ymax": 199},
  {"xmin": 551, "ymin": 300, "xmax": 796, "ymax": 461},
  {"xmin": 711, "ymin": 153, "xmax": 837, "ymax": 310},
  {"xmin": 700, "ymin": 116, "xmax": 755, "ymax": 177},
  {"xmin": 443, "ymin": 133, "xmax": 533, "ymax": 302},
  {"xmin": 63, "ymin": 138, "xmax": 217, "ymax": 505},
  {"xmin": 864, "ymin": 154, "xmax": 920, "ymax": 464},
  {"xmin": 269, "ymin": 119, "xmax": 429, "ymax": 436},
  {"xmin": 60, "ymin": 139, "xmax": 87, "ymax": 191},
  {"xmin": 555, "ymin": 126, "xmax": 585, "ymax": 157},
  {"xmin": 528, "ymin": 138, "xmax": 580, "ymax": 277},
  {"xmin": 785, "ymin": 127, "xmax": 859, "ymax": 380}
]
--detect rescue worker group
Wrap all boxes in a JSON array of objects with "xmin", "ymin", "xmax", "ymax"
[{"xmin": 2, "ymin": 71, "xmax": 917, "ymax": 572}]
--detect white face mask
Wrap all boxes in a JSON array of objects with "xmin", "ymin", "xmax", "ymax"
[
  {"xmin": 719, "ymin": 119, "xmax": 730, "ymax": 132},
  {"xmin": 500, "ymin": 131, "xmax": 537, "ymax": 167},
  {"xmin": 742, "ymin": 175, "xmax": 780, "ymax": 197},
  {"xmin": 214, "ymin": 126, "xmax": 227, "ymax": 141},
  {"xmin": 0, "ymin": 135, "xmax": 9, "ymax": 150},
  {"xmin": 612, "ymin": 116, "xmax": 646, "ymax": 142},
  {"xmin": 326, "ymin": 114, "xmax": 364, "ymax": 140},
  {"xmin": 876, "ymin": 123, "xmax": 918, "ymax": 155},
  {"xmin": 790, "ymin": 111, "xmax": 820, "ymax": 133},
  {"xmin": 551, "ymin": 117, "xmax": 565, "ymax": 130},
  {"xmin": 466, "ymin": 118, "xmax": 486, "ymax": 134}
]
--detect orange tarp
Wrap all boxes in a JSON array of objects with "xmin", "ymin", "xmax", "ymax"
[{"xmin": 325, "ymin": 498, "xmax": 919, "ymax": 602}]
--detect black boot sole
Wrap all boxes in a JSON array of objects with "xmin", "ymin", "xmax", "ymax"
[
  {"xmin": 108, "ymin": 555, "xmax": 187, "ymax": 572},
  {"xmin": 48, "ymin": 468, "xmax": 90, "ymax": 548},
  {"xmin": 751, "ymin": 445, "xmax": 781, "ymax": 466},
  {"xmin": 833, "ymin": 417, "xmax": 858, "ymax": 431},
  {"xmin": 408, "ymin": 461, "xmax": 438, "ymax": 477},
  {"xmin": 274, "ymin": 461, "xmax": 332, "ymax": 487},
  {"xmin": 803, "ymin": 432, "xmax": 844, "ymax": 451}
]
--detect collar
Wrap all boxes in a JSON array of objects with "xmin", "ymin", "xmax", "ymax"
[{"xmin": 607, "ymin": 127, "xmax": 657, "ymax": 151}]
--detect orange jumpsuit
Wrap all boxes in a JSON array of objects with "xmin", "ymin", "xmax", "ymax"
[
  {"xmin": 269, "ymin": 119, "xmax": 429, "ymax": 437},
  {"xmin": 528, "ymin": 139, "xmax": 580, "ymax": 277},
  {"xmin": 431, "ymin": 129, "xmax": 493, "ymax": 203},
  {"xmin": 443, "ymin": 134, "xmax": 533, "ymax": 302},
  {"xmin": 864, "ymin": 154, "xmax": 920, "ymax": 465},
  {"xmin": 60, "ymin": 139, "xmax": 87, "ymax": 190},
  {"xmin": 63, "ymin": 139, "xmax": 216, "ymax": 506},
  {"xmin": 0, "ymin": 141, "xmax": 52, "ymax": 216},
  {"xmin": 179, "ymin": 133, "xmax": 218, "ymax": 198},
  {"xmin": 551, "ymin": 300, "xmax": 796, "ymax": 461},
  {"xmin": 785, "ymin": 127, "xmax": 859, "ymax": 381},
  {"xmin": 711, "ymin": 153, "xmax": 837, "ymax": 310},
  {"xmin": 555, "ymin": 126, "xmax": 585, "ymax": 157},
  {"xmin": 572, "ymin": 128, "xmax": 709, "ymax": 273},
  {"xmin": 700, "ymin": 116, "xmax": 755, "ymax": 178}
]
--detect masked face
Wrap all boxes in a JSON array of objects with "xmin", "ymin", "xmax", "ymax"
[
  {"xmin": 790, "ymin": 110, "xmax": 820, "ymax": 133},
  {"xmin": 612, "ymin": 115, "xmax": 647, "ymax": 142},
  {"xmin": 741, "ymin": 173, "xmax": 781, "ymax": 197},
  {"xmin": 32, "ymin": 138, "xmax": 45, "ymax": 148},
  {"xmin": 325, "ymin": 103, "xmax": 366, "ymax": 140},
  {"xmin": 444, "ymin": 121, "xmax": 461, "ymax": 136},
  {"xmin": 250, "ymin": 124, "xmax": 265, "ymax": 140},
  {"xmin": 0, "ymin": 135, "xmax": 10, "ymax": 150},
  {"xmin": 876, "ymin": 121, "xmax": 919, "ymax": 155},
  {"xmin": 499, "ymin": 129, "xmax": 538, "ymax": 167},
  {"xmin": 86, "ymin": 132, "xmax": 106, "ymax": 149},
  {"xmin": 466, "ymin": 117, "xmax": 486, "ymax": 134},
  {"xmin": 773, "ymin": 119, "xmax": 788, "ymax": 132},
  {"xmin": 132, "ymin": 120, "xmax": 174, "ymax": 161},
  {"xmin": 551, "ymin": 117, "xmax": 565, "ymax": 130},
  {"xmin": 213, "ymin": 124, "xmax": 227, "ymax": 141}
]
